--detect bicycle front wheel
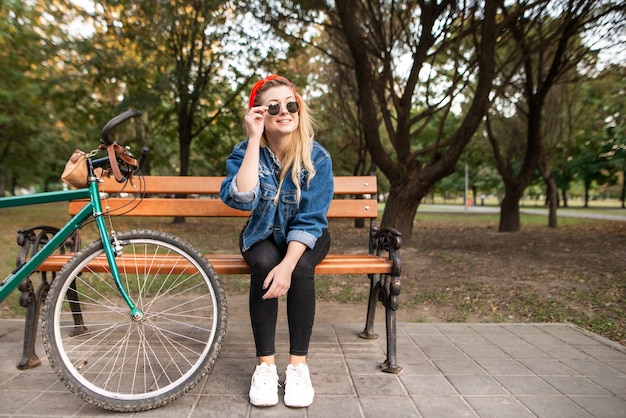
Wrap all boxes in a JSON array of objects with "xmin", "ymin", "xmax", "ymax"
[{"xmin": 42, "ymin": 229, "xmax": 227, "ymax": 412}]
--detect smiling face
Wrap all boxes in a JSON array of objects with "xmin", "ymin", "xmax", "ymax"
[{"xmin": 258, "ymin": 85, "xmax": 300, "ymax": 139}]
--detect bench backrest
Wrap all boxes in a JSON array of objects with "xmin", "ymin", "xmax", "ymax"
[{"xmin": 68, "ymin": 176, "xmax": 379, "ymax": 219}]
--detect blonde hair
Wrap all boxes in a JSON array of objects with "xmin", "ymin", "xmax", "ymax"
[{"xmin": 253, "ymin": 77, "xmax": 317, "ymax": 204}]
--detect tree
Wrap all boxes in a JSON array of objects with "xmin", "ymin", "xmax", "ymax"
[
  {"xmin": 539, "ymin": 81, "xmax": 585, "ymax": 226},
  {"xmin": 589, "ymin": 65, "xmax": 626, "ymax": 208},
  {"xmin": 77, "ymin": 1, "xmax": 272, "ymax": 180},
  {"xmin": 486, "ymin": 0, "xmax": 624, "ymax": 231},
  {"xmin": 0, "ymin": 0, "xmax": 79, "ymax": 195}
]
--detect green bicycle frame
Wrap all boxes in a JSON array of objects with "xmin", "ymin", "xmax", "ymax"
[{"xmin": 0, "ymin": 183, "xmax": 141, "ymax": 318}]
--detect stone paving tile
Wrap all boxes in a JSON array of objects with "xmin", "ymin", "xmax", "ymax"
[
  {"xmin": 431, "ymin": 358, "xmax": 487, "ymax": 375},
  {"xmin": 442, "ymin": 333, "xmax": 492, "ymax": 347},
  {"xmin": 203, "ymin": 369, "xmax": 251, "ymax": 396},
  {"xmin": 542, "ymin": 344, "xmax": 596, "ymax": 360},
  {"xmin": 519, "ymin": 395, "xmax": 594, "ymax": 418},
  {"xmin": 307, "ymin": 396, "xmax": 363, "ymax": 418},
  {"xmin": 419, "ymin": 344, "xmax": 466, "ymax": 360},
  {"xmin": 579, "ymin": 345, "xmax": 626, "ymax": 362},
  {"xmin": 401, "ymin": 375, "xmax": 458, "ymax": 396},
  {"xmin": 517, "ymin": 358, "xmax": 579, "ymax": 376},
  {"xmin": 611, "ymin": 361, "xmax": 626, "ymax": 373},
  {"xmin": 473, "ymin": 359, "xmax": 532, "ymax": 376},
  {"xmin": 446, "ymin": 375, "xmax": 510, "ymax": 396},
  {"xmin": 395, "ymin": 357, "xmax": 440, "ymax": 376},
  {"xmin": 560, "ymin": 358, "xmax": 624, "ymax": 377},
  {"xmin": 493, "ymin": 375, "xmax": 561, "ymax": 396},
  {"xmin": 191, "ymin": 394, "xmax": 251, "ymax": 418},
  {"xmin": 586, "ymin": 374, "xmax": 626, "ymax": 397},
  {"xmin": 570, "ymin": 396, "xmax": 626, "ymax": 418},
  {"xmin": 460, "ymin": 345, "xmax": 510, "ymax": 360},
  {"xmin": 498, "ymin": 343, "xmax": 553, "ymax": 359},
  {"xmin": 412, "ymin": 395, "xmax": 476, "ymax": 417},
  {"xmin": 351, "ymin": 374, "xmax": 406, "ymax": 397},
  {"xmin": 465, "ymin": 396, "xmax": 536, "ymax": 418},
  {"xmin": 400, "ymin": 323, "xmax": 442, "ymax": 336},
  {"xmin": 359, "ymin": 395, "xmax": 420, "ymax": 417},
  {"xmin": 0, "ymin": 390, "xmax": 43, "ymax": 415},
  {"xmin": 507, "ymin": 324, "xmax": 571, "ymax": 347},
  {"xmin": 542, "ymin": 376, "xmax": 614, "ymax": 396}
]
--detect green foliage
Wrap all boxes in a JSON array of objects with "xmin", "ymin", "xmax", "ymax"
[
  {"xmin": 0, "ymin": 1, "xmax": 79, "ymax": 194},
  {"xmin": 561, "ymin": 65, "xmax": 626, "ymax": 205}
]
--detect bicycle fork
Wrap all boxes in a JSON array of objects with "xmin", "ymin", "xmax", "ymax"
[{"xmin": 89, "ymin": 181, "xmax": 143, "ymax": 321}]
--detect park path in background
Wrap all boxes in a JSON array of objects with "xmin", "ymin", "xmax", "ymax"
[{"xmin": 419, "ymin": 204, "xmax": 626, "ymax": 221}]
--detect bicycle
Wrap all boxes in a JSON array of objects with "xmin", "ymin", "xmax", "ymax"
[{"xmin": 0, "ymin": 110, "xmax": 228, "ymax": 412}]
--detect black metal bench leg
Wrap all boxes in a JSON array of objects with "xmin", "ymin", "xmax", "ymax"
[
  {"xmin": 380, "ymin": 273, "xmax": 402, "ymax": 374},
  {"xmin": 359, "ymin": 274, "xmax": 380, "ymax": 340},
  {"xmin": 68, "ymin": 278, "xmax": 88, "ymax": 336},
  {"xmin": 16, "ymin": 275, "xmax": 49, "ymax": 370},
  {"xmin": 359, "ymin": 273, "xmax": 402, "ymax": 373},
  {"xmin": 381, "ymin": 300, "xmax": 402, "ymax": 374},
  {"xmin": 14, "ymin": 227, "xmax": 83, "ymax": 370}
]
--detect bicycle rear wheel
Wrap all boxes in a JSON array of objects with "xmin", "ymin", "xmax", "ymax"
[{"xmin": 42, "ymin": 229, "xmax": 227, "ymax": 412}]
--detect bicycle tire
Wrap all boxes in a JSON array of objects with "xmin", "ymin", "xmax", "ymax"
[{"xmin": 41, "ymin": 229, "xmax": 228, "ymax": 412}]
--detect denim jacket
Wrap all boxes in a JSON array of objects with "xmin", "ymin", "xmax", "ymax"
[{"xmin": 220, "ymin": 140, "xmax": 333, "ymax": 253}]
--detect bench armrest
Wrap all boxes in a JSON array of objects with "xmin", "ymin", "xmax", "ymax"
[
  {"xmin": 15, "ymin": 226, "xmax": 80, "ymax": 270},
  {"xmin": 369, "ymin": 226, "xmax": 402, "ymax": 277}
]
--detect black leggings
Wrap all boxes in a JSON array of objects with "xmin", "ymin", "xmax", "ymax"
[{"xmin": 241, "ymin": 229, "xmax": 330, "ymax": 357}]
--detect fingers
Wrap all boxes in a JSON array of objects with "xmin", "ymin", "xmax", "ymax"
[
  {"xmin": 262, "ymin": 282, "xmax": 283, "ymax": 300},
  {"xmin": 247, "ymin": 106, "xmax": 268, "ymax": 121},
  {"xmin": 245, "ymin": 106, "xmax": 268, "ymax": 140},
  {"xmin": 261, "ymin": 273, "xmax": 290, "ymax": 300}
]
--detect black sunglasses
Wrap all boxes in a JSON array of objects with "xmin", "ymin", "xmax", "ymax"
[{"xmin": 267, "ymin": 101, "xmax": 299, "ymax": 116}]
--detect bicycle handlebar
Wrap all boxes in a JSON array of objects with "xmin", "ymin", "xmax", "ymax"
[
  {"xmin": 100, "ymin": 109, "xmax": 143, "ymax": 146},
  {"xmin": 98, "ymin": 110, "xmax": 146, "ymax": 183}
]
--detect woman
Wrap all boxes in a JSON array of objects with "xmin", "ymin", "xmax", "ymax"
[{"xmin": 220, "ymin": 75, "xmax": 333, "ymax": 407}]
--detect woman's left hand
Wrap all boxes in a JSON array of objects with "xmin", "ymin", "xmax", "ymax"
[
  {"xmin": 261, "ymin": 262, "xmax": 294, "ymax": 299},
  {"xmin": 261, "ymin": 241, "xmax": 307, "ymax": 299}
]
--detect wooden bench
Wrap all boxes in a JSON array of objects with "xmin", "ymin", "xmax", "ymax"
[{"xmin": 21, "ymin": 175, "xmax": 402, "ymax": 373}]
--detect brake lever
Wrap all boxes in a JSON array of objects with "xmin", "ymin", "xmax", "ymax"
[{"xmin": 137, "ymin": 146, "xmax": 149, "ymax": 170}]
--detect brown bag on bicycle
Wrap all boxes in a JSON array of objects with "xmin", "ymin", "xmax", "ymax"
[{"xmin": 61, "ymin": 149, "xmax": 88, "ymax": 188}]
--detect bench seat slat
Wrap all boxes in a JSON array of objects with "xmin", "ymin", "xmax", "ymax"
[{"xmin": 36, "ymin": 253, "xmax": 392, "ymax": 275}]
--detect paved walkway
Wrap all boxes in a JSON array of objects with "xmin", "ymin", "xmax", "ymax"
[
  {"xmin": 418, "ymin": 204, "xmax": 626, "ymax": 221},
  {"xmin": 1, "ymin": 311, "xmax": 625, "ymax": 417}
]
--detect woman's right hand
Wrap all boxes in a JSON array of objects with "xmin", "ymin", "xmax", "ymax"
[
  {"xmin": 245, "ymin": 106, "xmax": 268, "ymax": 142},
  {"xmin": 236, "ymin": 106, "xmax": 266, "ymax": 192}
]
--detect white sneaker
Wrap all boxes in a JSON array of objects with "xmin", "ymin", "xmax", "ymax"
[
  {"xmin": 284, "ymin": 363, "xmax": 314, "ymax": 407},
  {"xmin": 249, "ymin": 363, "xmax": 279, "ymax": 406}
]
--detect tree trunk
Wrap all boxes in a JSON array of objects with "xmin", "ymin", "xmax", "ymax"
[
  {"xmin": 11, "ymin": 175, "xmax": 17, "ymax": 196},
  {"xmin": 545, "ymin": 176, "xmax": 558, "ymax": 228},
  {"xmin": 354, "ymin": 193, "xmax": 365, "ymax": 228},
  {"xmin": 381, "ymin": 181, "xmax": 423, "ymax": 244},
  {"xmin": 621, "ymin": 169, "xmax": 626, "ymax": 209},
  {"xmin": 499, "ymin": 186, "xmax": 523, "ymax": 232},
  {"xmin": 0, "ymin": 160, "xmax": 4, "ymax": 196},
  {"xmin": 173, "ymin": 113, "xmax": 193, "ymax": 225},
  {"xmin": 539, "ymin": 157, "xmax": 558, "ymax": 228}
]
